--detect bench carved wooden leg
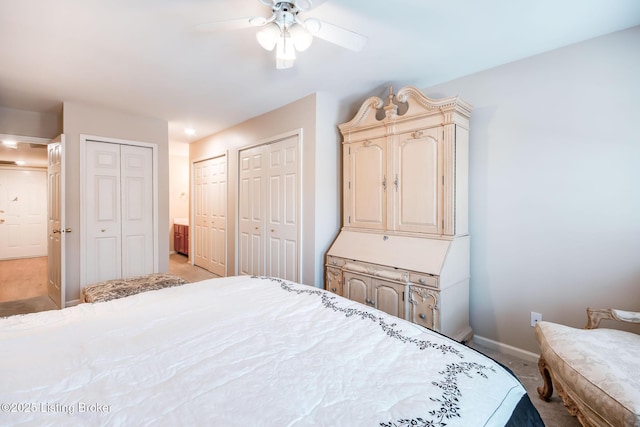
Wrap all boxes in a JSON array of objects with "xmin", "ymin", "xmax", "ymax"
[{"xmin": 537, "ymin": 355, "xmax": 553, "ymax": 401}]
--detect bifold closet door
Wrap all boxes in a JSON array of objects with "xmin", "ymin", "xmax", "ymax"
[
  {"xmin": 238, "ymin": 136, "xmax": 298, "ymax": 281},
  {"xmin": 238, "ymin": 145, "xmax": 265, "ymax": 277},
  {"xmin": 85, "ymin": 141, "xmax": 153, "ymax": 285},
  {"xmin": 193, "ymin": 155, "xmax": 227, "ymax": 276}
]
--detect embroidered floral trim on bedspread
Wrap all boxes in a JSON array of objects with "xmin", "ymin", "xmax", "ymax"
[{"xmin": 260, "ymin": 276, "xmax": 535, "ymax": 427}]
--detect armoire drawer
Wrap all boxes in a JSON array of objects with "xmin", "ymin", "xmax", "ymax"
[
  {"xmin": 408, "ymin": 272, "xmax": 438, "ymax": 288},
  {"xmin": 326, "ymin": 255, "xmax": 346, "ymax": 268}
]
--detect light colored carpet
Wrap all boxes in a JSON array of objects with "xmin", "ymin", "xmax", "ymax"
[
  {"xmin": 0, "ymin": 256, "xmax": 48, "ymax": 302},
  {"xmin": 473, "ymin": 343, "xmax": 580, "ymax": 426}
]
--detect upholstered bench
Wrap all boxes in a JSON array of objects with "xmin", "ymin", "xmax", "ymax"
[
  {"xmin": 82, "ymin": 273, "xmax": 188, "ymax": 303},
  {"xmin": 535, "ymin": 308, "xmax": 640, "ymax": 426}
]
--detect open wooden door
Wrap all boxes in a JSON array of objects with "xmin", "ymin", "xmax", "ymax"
[{"xmin": 47, "ymin": 135, "xmax": 65, "ymax": 308}]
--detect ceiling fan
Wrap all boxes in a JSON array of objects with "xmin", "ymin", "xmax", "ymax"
[{"xmin": 196, "ymin": 0, "xmax": 367, "ymax": 69}]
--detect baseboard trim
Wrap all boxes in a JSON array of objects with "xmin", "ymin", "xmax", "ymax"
[
  {"xmin": 65, "ymin": 299, "xmax": 81, "ymax": 308},
  {"xmin": 474, "ymin": 335, "xmax": 540, "ymax": 363}
]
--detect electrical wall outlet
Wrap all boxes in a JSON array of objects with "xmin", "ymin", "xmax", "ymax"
[{"xmin": 531, "ymin": 312, "xmax": 542, "ymax": 327}]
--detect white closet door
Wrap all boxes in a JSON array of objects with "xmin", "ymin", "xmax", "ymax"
[
  {"xmin": 193, "ymin": 161, "xmax": 210, "ymax": 270},
  {"xmin": 120, "ymin": 145, "xmax": 153, "ymax": 278},
  {"xmin": 238, "ymin": 135, "xmax": 299, "ymax": 281},
  {"xmin": 238, "ymin": 146, "xmax": 265, "ymax": 276},
  {"xmin": 84, "ymin": 141, "xmax": 153, "ymax": 285},
  {"xmin": 265, "ymin": 137, "xmax": 298, "ymax": 281},
  {"xmin": 208, "ymin": 156, "xmax": 227, "ymax": 276},
  {"xmin": 85, "ymin": 141, "xmax": 122, "ymax": 284},
  {"xmin": 194, "ymin": 155, "xmax": 227, "ymax": 276}
]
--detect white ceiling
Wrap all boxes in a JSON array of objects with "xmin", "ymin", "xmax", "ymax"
[{"xmin": 1, "ymin": 0, "xmax": 639, "ymax": 145}]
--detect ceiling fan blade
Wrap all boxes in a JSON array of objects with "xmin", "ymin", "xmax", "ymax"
[
  {"xmin": 305, "ymin": 18, "xmax": 367, "ymax": 52},
  {"xmin": 305, "ymin": 0, "xmax": 329, "ymax": 10},
  {"xmin": 196, "ymin": 17, "xmax": 258, "ymax": 33}
]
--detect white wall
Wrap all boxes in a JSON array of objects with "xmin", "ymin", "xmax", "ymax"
[
  {"xmin": 314, "ymin": 93, "xmax": 342, "ymax": 287},
  {"xmin": 63, "ymin": 101, "xmax": 169, "ymax": 303},
  {"xmin": 0, "ymin": 106, "xmax": 60, "ymax": 138},
  {"xmin": 425, "ymin": 26, "xmax": 640, "ymax": 353},
  {"xmin": 190, "ymin": 93, "xmax": 340, "ymax": 287}
]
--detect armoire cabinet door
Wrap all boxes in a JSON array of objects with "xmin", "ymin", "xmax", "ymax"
[
  {"xmin": 346, "ymin": 138, "xmax": 386, "ymax": 230},
  {"xmin": 392, "ymin": 127, "xmax": 442, "ymax": 234},
  {"xmin": 343, "ymin": 271, "xmax": 405, "ymax": 318},
  {"xmin": 372, "ymin": 279, "xmax": 405, "ymax": 319},
  {"xmin": 343, "ymin": 272, "xmax": 369, "ymax": 306}
]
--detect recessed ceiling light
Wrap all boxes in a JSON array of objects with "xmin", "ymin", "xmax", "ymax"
[
  {"xmin": 184, "ymin": 128, "xmax": 196, "ymax": 136},
  {"xmin": 2, "ymin": 140, "xmax": 18, "ymax": 149}
]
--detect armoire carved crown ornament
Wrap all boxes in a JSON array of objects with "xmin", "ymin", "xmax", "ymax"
[{"xmin": 338, "ymin": 86, "xmax": 473, "ymax": 138}]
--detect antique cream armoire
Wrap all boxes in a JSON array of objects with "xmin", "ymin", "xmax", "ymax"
[{"xmin": 325, "ymin": 86, "xmax": 473, "ymax": 343}]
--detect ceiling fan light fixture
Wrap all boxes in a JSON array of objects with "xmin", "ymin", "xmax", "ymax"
[
  {"xmin": 304, "ymin": 17, "xmax": 321, "ymax": 34},
  {"xmin": 289, "ymin": 23, "xmax": 313, "ymax": 51},
  {"xmin": 256, "ymin": 22, "xmax": 280, "ymax": 51},
  {"xmin": 276, "ymin": 30, "xmax": 296, "ymax": 69}
]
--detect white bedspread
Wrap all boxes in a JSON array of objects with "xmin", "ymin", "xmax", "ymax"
[{"xmin": 0, "ymin": 276, "xmax": 527, "ymax": 426}]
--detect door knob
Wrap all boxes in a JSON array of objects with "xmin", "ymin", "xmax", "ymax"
[
  {"xmin": 0, "ymin": 219, "xmax": 4, "ymax": 224},
  {"xmin": 53, "ymin": 229, "xmax": 60, "ymax": 233},
  {"xmin": 101, "ymin": 229, "xmax": 106, "ymax": 233},
  {"xmin": 63, "ymin": 228, "xmax": 72, "ymax": 233}
]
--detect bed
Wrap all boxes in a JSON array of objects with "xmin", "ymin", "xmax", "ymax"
[{"xmin": 0, "ymin": 276, "xmax": 544, "ymax": 426}]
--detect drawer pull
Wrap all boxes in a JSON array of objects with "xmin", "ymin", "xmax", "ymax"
[
  {"xmin": 419, "ymin": 278, "xmax": 425, "ymax": 284},
  {"xmin": 331, "ymin": 288, "xmax": 337, "ymax": 292},
  {"xmin": 332, "ymin": 260, "xmax": 337, "ymax": 265},
  {"xmin": 419, "ymin": 313, "xmax": 426, "ymax": 320}
]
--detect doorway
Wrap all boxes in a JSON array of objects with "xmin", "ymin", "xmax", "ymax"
[{"xmin": 0, "ymin": 134, "xmax": 50, "ymax": 307}]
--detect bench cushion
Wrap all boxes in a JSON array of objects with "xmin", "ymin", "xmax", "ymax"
[
  {"xmin": 82, "ymin": 273, "xmax": 188, "ymax": 303},
  {"xmin": 535, "ymin": 321, "xmax": 640, "ymax": 426}
]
